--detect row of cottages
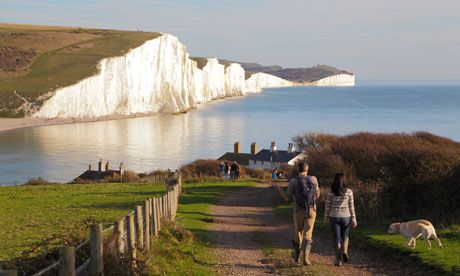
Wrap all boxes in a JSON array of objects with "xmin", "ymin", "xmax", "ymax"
[{"xmin": 218, "ymin": 141, "xmax": 305, "ymax": 169}]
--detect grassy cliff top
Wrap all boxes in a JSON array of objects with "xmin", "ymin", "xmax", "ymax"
[
  {"xmin": 0, "ymin": 23, "xmax": 161, "ymax": 117},
  {"xmin": 190, "ymin": 57, "xmax": 210, "ymax": 70}
]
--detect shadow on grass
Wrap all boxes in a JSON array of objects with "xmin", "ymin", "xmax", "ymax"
[
  {"xmin": 84, "ymin": 190, "xmax": 164, "ymax": 197},
  {"xmin": 74, "ymin": 201, "xmax": 143, "ymax": 211}
]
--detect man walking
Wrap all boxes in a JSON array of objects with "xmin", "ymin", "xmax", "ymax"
[{"xmin": 287, "ymin": 162, "xmax": 320, "ymax": 265}]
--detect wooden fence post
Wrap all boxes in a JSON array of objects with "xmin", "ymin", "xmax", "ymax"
[
  {"xmin": 149, "ymin": 198, "xmax": 154, "ymax": 237},
  {"xmin": 59, "ymin": 245, "xmax": 75, "ymax": 276},
  {"xmin": 169, "ymin": 190, "xmax": 173, "ymax": 221},
  {"xmin": 174, "ymin": 186, "xmax": 178, "ymax": 219},
  {"xmin": 155, "ymin": 197, "xmax": 161, "ymax": 233},
  {"xmin": 0, "ymin": 270, "xmax": 18, "ymax": 276},
  {"xmin": 168, "ymin": 192, "xmax": 172, "ymax": 221},
  {"xmin": 152, "ymin": 197, "xmax": 158, "ymax": 236},
  {"xmin": 126, "ymin": 214, "xmax": 136, "ymax": 260},
  {"xmin": 161, "ymin": 194, "xmax": 165, "ymax": 220},
  {"xmin": 90, "ymin": 224, "xmax": 103, "ymax": 276},
  {"xmin": 178, "ymin": 172, "xmax": 182, "ymax": 194},
  {"xmin": 114, "ymin": 218, "xmax": 125, "ymax": 254},
  {"xmin": 172, "ymin": 189, "xmax": 175, "ymax": 220},
  {"xmin": 157, "ymin": 196, "xmax": 162, "ymax": 220},
  {"xmin": 135, "ymin": 206, "xmax": 144, "ymax": 248},
  {"xmin": 144, "ymin": 200, "xmax": 150, "ymax": 251}
]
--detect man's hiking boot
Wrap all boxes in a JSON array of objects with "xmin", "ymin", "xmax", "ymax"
[
  {"xmin": 302, "ymin": 240, "xmax": 313, "ymax": 266},
  {"xmin": 342, "ymin": 237, "xmax": 349, "ymax": 263},
  {"xmin": 291, "ymin": 240, "xmax": 300, "ymax": 264},
  {"xmin": 334, "ymin": 243, "xmax": 342, "ymax": 266}
]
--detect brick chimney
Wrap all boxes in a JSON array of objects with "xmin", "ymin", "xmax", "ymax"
[
  {"xmin": 234, "ymin": 141, "xmax": 241, "ymax": 154},
  {"xmin": 105, "ymin": 161, "xmax": 110, "ymax": 171},
  {"xmin": 88, "ymin": 162, "xmax": 92, "ymax": 171},
  {"xmin": 98, "ymin": 159, "xmax": 102, "ymax": 172},
  {"xmin": 288, "ymin": 143, "xmax": 295, "ymax": 153},
  {"xmin": 270, "ymin": 141, "xmax": 277, "ymax": 152},
  {"xmin": 250, "ymin": 142, "xmax": 258, "ymax": 156}
]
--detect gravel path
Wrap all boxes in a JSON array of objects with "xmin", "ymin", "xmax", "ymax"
[{"xmin": 209, "ymin": 182, "xmax": 413, "ymax": 276}]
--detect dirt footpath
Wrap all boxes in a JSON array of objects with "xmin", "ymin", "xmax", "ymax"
[{"xmin": 209, "ymin": 182, "xmax": 411, "ymax": 276}]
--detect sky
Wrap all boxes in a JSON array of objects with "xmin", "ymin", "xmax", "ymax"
[{"xmin": 1, "ymin": 0, "xmax": 459, "ymax": 81}]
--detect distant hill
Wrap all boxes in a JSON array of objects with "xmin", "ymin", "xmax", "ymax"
[{"xmin": 220, "ymin": 59, "xmax": 353, "ymax": 82}]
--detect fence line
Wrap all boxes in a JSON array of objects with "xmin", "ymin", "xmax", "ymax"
[{"xmin": 12, "ymin": 171, "xmax": 183, "ymax": 276}]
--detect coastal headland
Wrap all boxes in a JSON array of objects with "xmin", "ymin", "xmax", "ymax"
[{"xmin": 0, "ymin": 22, "xmax": 354, "ymax": 132}]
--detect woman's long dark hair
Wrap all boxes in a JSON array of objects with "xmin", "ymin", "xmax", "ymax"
[{"xmin": 331, "ymin": 173, "xmax": 347, "ymax": 197}]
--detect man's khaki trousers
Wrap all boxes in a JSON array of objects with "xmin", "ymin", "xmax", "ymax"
[{"xmin": 293, "ymin": 207, "xmax": 317, "ymax": 244}]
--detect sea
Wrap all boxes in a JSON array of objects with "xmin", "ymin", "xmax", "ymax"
[{"xmin": 0, "ymin": 82, "xmax": 459, "ymax": 185}]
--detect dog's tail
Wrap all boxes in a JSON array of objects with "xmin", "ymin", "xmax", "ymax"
[{"xmin": 418, "ymin": 220, "xmax": 433, "ymax": 227}]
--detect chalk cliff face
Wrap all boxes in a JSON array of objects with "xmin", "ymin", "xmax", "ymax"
[
  {"xmin": 34, "ymin": 34, "xmax": 199, "ymax": 117},
  {"xmin": 33, "ymin": 34, "xmax": 353, "ymax": 118},
  {"xmin": 34, "ymin": 35, "xmax": 251, "ymax": 118},
  {"xmin": 244, "ymin": 72, "xmax": 293, "ymax": 93},
  {"xmin": 311, "ymin": 73, "xmax": 355, "ymax": 86}
]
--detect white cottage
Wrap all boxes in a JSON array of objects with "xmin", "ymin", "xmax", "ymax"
[{"xmin": 247, "ymin": 142, "xmax": 303, "ymax": 170}]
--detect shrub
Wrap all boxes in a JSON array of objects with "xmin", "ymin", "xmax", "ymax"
[
  {"xmin": 297, "ymin": 132, "xmax": 460, "ymax": 225},
  {"xmin": 244, "ymin": 167, "xmax": 272, "ymax": 180},
  {"xmin": 180, "ymin": 159, "xmax": 223, "ymax": 182},
  {"xmin": 25, "ymin": 177, "xmax": 50, "ymax": 185}
]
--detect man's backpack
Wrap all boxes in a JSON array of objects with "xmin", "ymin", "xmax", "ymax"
[{"xmin": 298, "ymin": 176, "xmax": 316, "ymax": 208}]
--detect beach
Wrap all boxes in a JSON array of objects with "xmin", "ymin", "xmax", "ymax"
[{"xmin": 0, "ymin": 113, "xmax": 156, "ymax": 134}]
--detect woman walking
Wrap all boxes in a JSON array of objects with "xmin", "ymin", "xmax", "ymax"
[{"xmin": 324, "ymin": 173, "xmax": 357, "ymax": 266}]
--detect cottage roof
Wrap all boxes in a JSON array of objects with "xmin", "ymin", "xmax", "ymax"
[
  {"xmin": 250, "ymin": 149, "xmax": 300, "ymax": 163},
  {"xmin": 217, "ymin": 152, "xmax": 251, "ymax": 166}
]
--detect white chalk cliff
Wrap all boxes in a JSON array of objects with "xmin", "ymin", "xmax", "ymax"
[
  {"xmin": 33, "ymin": 34, "xmax": 352, "ymax": 118},
  {"xmin": 310, "ymin": 73, "xmax": 355, "ymax": 86},
  {"xmin": 244, "ymin": 72, "xmax": 293, "ymax": 93}
]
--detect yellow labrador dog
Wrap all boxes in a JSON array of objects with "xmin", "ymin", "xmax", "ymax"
[{"xmin": 388, "ymin": 220, "xmax": 442, "ymax": 249}]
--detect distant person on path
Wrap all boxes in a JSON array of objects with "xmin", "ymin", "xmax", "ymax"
[
  {"xmin": 287, "ymin": 162, "xmax": 320, "ymax": 265},
  {"xmin": 234, "ymin": 162, "xmax": 240, "ymax": 180},
  {"xmin": 272, "ymin": 168, "xmax": 279, "ymax": 180},
  {"xmin": 224, "ymin": 162, "xmax": 230, "ymax": 179},
  {"xmin": 230, "ymin": 162, "xmax": 237, "ymax": 179},
  {"xmin": 324, "ymin": 173, "xmax": 357, "ymax": 266},
  {"xmin": 219, "ymin": 162, "xmax": 225, "ymax": 177}
]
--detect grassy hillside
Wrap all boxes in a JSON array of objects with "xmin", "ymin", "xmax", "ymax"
[
  {"xmin": 0, "ymin": 182, "xmax": 165, "ymax": 260},
  {"xmin": 0, "ymin": 23, "xmax": 160, "ymax": 117},
  {"xmin": 0, "ymin": 180, "xmax": 255, "ymax": 275}
]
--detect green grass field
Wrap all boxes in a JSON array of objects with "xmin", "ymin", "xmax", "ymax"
[
  {"xmin": 0, "ymin": 183, "xmax": 165, "ymax": 260},
  {"xmin": 0, "ymin": 180, "xmax": 256, "ymax": 275},
  {"xmin": 0, "ymin": 23, "xmax": 160, "ymax": 117},
  {"xmin": 351, "ymin": 226, "xmax": 460, "ymax": 275},
  {"xmin": 272, "ymin": 190, "xmax": 460, "ymax": 275}
]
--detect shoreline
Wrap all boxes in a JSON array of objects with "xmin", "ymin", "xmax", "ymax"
[
  {"xmin": 0, "ymin": 94, "xmax": 250, "ymax": 134},
  {"xmin": 0, "ymin": 113, "xmax": 158, "ymax": 134},
  {"xmin": 0, "ymin": 83, "xmax": 334, "ymax": 134}
]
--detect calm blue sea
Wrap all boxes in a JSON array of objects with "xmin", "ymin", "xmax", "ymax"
[{"xmin": 0, "ymin": 84, "xmax": 459, "ymax": 185}]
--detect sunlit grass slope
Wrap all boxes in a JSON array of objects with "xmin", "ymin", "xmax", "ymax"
[{"xmin": 0, "ymin": 23, "xmax": 160, "ymax": 117}]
